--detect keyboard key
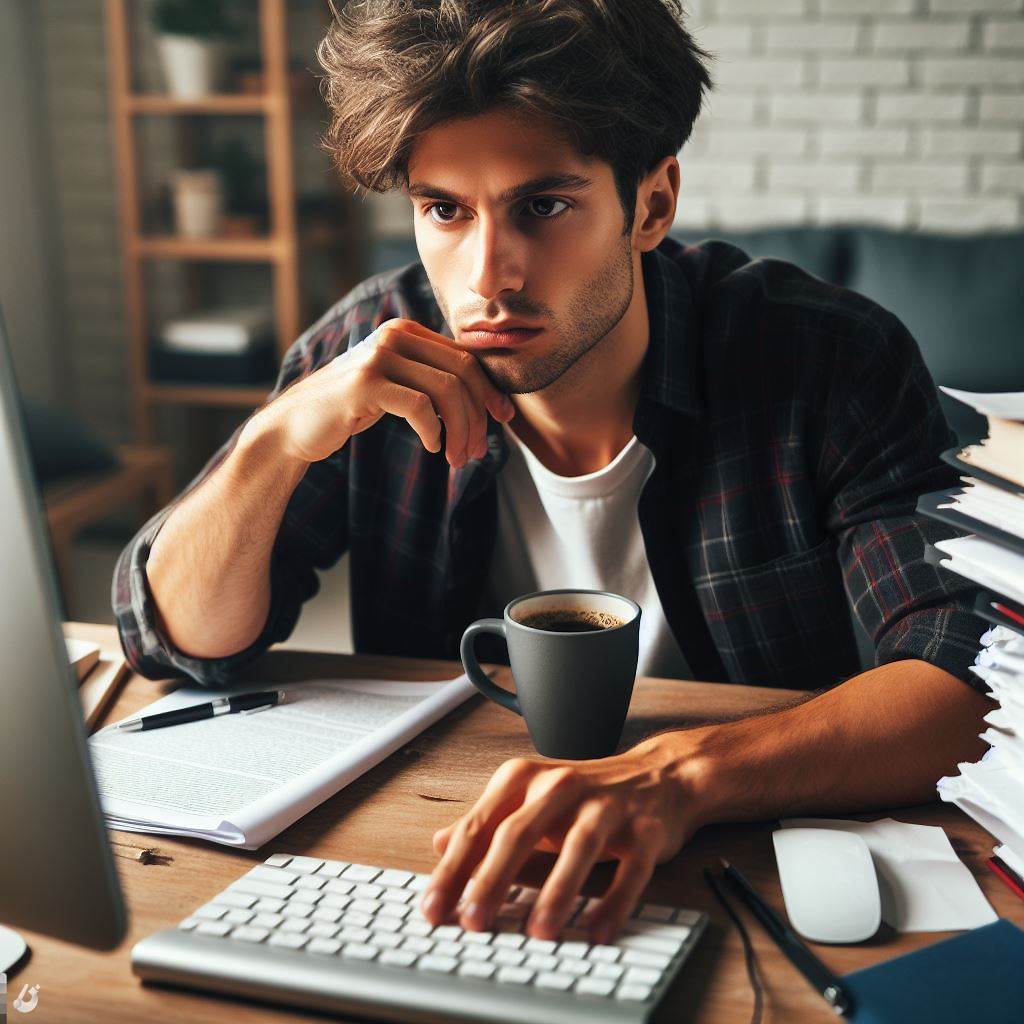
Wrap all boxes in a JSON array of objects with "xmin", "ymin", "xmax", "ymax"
[
  {"xmin": 460, "ymin": 944, "xmax": 492, "ymax": 962},
  {"xmin": 557, "ymin": 941, "xmax": 590, "ymax": 959},
  {"xmin": 673, "ymin": 909, "xmax": 702, "ymax": 926},
  {"xmin": 285, "ymin": 856, "xmax": 324, "ymax": 874},
  {"xmin": 193, "ymin": 904, "xmax": 226, "ymax": 921},
  {"xmin": 281, "ymin": 903, "xmax": 314, "ymax": 920},
  {"xmin": 341, "ymin": 864, "xmax": 381, "ymax": 883},
  {"xmin": 461, "ymin": 929, "xmax": 492, "ymax": 944},
  {"xmin": 536, "ymin": 972, "xmax": 574, "ymax": 991},
  {"xmin": 279, "ymin": 918, "xmax": 310, "ymax": 934},
  {"xmin": 194, "ymin": 920, "xmax": 231, "ymax": 937},
  {"xmin": 251, "ymin": 912, "xmax": 284, "ymax": 929},
  {"xmin": 369, "ymin": 931, "xmax": 403, "ymax": 950},
  {"xmin": 418, "ymin": 955, "xmax": 458, "ymax": 974},
  {"xmin": 592, "ymin": 961, "xmax": 625, "ymax": 981},
  {"xmin": 618, "ymin": 934, "xmax": 680, "ymax": 957},
  {"xmin": 403, "ymin": 919, "xmax": 433, "ymax": 937},
  {"xmin": 353, "ymin": 883, "xmax": 384, "ymax": 900},
  {"xmin": 458, "ymin": 961, "xmax": 496, "ymax": 980},
  {"xmin": 269, "ymin": 932, "xmax": 309, "ymax": 950},
  {"xmin": 492, "ymin": 933, "xmax": 526, "ymax": 950},
  {"xmin": 622, "ymin": 948, "xmax": 672, "ymax": 970},
  {"xmin": 178, "ymin": 918, "xmax": 200, "ymax": 931},
  {"xmin": 338, "ymin": 926, "xmax": 372, "ymax": 943},
  {"xmin": 432, "ymin": 925, "xmax": 463, "ymax": 942},
  {"xmin": 496, "ymin": 966, "xmax": 534, "ymax": 985},
  {"xmin": 307, "ymin": 937, "xmax": 342, "ymax": 956},
  {"xmin": 230, "ymin": 926, "xmax": 269, "ymax": 943},
  {"xmin": 264, "ymin": 854, "xmax": 292, "ymax": 868},
  {"xmin": 254, "ymin": 898, "xmax": 285, "ymax": 914},
  {"xmin": 380, "ymin": 887, "xmax": 414, "ymax": 905},
  {"xmin": 308, "ymin": 923, "xmax": 340, "ymax": 939},
  {"xmin": 380, "ymin": 949, "xmax": 418, "ymax": 968},
  {"xmin": 370, "ymin": 915, "xmax": 404, "ymax": 934},
  {"xmin": 625, "ymin": 966, "xmax": 662, "ymax": 987},
  {"xmin": 312, "ymin": 906, "xmax": 343, "ymax": 924},
  {"xmin": 401, "ymin": 936, "xmax": 434, "ymax": 955},
  {"xmin": 588, "ymin": 945, "xmax": 621, "ymax": 963},
  {"xmin": 378, "ymin": 869, "xmax": 414, "ymax": 888},
  {"xmin": 491, "ymin": 948, "xmax": 526, "ymax": 967},
  {"xmin": 248, "ymin": 866, "xmax": 299, "ymax": 886},
  {"xmin": 626, "ymin": 921, "xmax": 692, "ymax": 942},
  {"xmin": 295, "ymin": 875, "xmax": 327, "ymax": 892},
  {"xmin": 616, "ymin": 983, "xmax": 653, "ymax": 1002},
  {"xmin": 524, "ymin": 938, "xmax": 557, "ymax": 955},
  {"xmin": 319, "ymin": 894, "xmax": 352, "ymax": 911},
  {"xmin": 211, "ymin": 890, "xmax": 256, "ymax": 910},
  {"xmin": 317, "ymin": 861, "xmax": 346, "ymax": 878},
  {"xmin": 558, "ymin": 957, "xmax": 590, "ymax": 977},
  {"xmin": 525, "ymin": 954, "xmax": 558, "ymax": 972},
  {"xmin": 342, "ymin": 943, "xmax": 378, "ymax": 961},
  {"xmin": 575, "ymin": 977, "xmax": 615, "ymax": 997},
  {"xmin": 639, "ymin": 903, "xmax": 675, "ymax": 922},
  {"xmin": 349, "ymin": 899, "xmax": 381, "ymax": 915},
  {"xmin": 230, "ymin": 878, "xmax": 293, "ymax": 901},
  {"xmin": 324, "ymin": 879, "xmax": 356, "ymax": 897},
  {"xmin": 407, "ymin": 874, "xmax": 431, "ymax": 893},
  {"xmin": 342, "ymin": 910, "xmax": 373, "ymax": 928}
]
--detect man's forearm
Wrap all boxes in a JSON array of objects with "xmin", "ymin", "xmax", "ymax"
[
  {"xmin": 145, "ymin": 419, "xmax": 309, "ymax": 660},
  {"xmin": 645, "ymin": 659, "xmax": 993, "ymax": 828}
]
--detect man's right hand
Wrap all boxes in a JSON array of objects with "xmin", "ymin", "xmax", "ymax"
[{"xmin": 249, "ymin": 317, "xmax": 516, "ymax": 468}]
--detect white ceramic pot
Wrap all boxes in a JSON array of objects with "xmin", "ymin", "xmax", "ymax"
[
  {"xmin": 171, "ymin": 169, "xmax": 224, "ymax": 238},
  {"xmin": 156, "ymin": 34, "xmax": 226, "ymax": 99}
]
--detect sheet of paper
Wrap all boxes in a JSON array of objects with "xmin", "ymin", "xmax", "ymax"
[
  {"xmin": 939, "ymin": 386, "xmax": 1024, "ymax": 421},
  {"xmin": 779, "ymin": 817, "xmax": 998, "ymax": 932},
  {"xmin": 89, "ymin": 674, "xmax": 476, "ymax": 848},
  {"xmin": 934, "ymin": 535, "xmax": 1024, "ymax": 605}
]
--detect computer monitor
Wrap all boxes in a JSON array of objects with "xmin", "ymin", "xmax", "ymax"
[{"xmin": 0, "ymin": 307, "xmax": 127, "ymax": 971}]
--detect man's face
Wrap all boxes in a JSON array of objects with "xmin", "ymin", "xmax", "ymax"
[{"xmin": 404, "ymin": 107, "xmax": 636, "ymax": 395}]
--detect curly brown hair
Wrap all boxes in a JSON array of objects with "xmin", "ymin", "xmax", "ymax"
[{"xmin": 316, "ymin": 0, "xmax": 715, "ymax": 234}]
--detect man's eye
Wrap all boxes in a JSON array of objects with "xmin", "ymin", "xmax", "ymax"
[{"xmin": 524, "ymin": 197, "xmax": 570, "ymax": 218}]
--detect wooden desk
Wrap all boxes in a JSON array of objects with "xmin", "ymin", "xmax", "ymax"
[{"xmin": 17, "ymin": 623, "xmax": 1020, "ymax": 1024}]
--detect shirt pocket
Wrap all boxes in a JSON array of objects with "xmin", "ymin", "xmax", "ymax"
[{"xmin": 702, "ymin": 537, "xmax": 858, "ymax": 689}]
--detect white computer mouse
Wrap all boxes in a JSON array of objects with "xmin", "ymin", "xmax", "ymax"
[{"xmin": 772, "ymin": 827, "xmax": 881, "ymax": 944}]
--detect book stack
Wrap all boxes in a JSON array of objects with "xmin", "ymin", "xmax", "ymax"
[{"xmin": 921, "ymin": 387, "xmax": 1024, "ymax": 901}]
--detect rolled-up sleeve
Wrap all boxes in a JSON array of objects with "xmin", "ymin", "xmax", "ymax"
[
  {"xmin": 112, "ymin": 305, "xmax": 359, "ymax": 686},
  {"xmin": 823, "ymin": 310, "xmax": 989, "ymax": 691}
]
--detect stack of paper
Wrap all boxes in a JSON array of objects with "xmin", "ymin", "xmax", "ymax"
[{"xmin": 938, "ymin": 626, "xmax": 1024, "ymax": 876}]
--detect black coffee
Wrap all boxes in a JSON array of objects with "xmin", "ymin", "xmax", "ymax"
[{"xmin": 519, "ymin": 609, "xmax": 626, "ymax": 633}]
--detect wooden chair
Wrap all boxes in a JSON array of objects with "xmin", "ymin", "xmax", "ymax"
[{"xmin": 42, "ymin": 444, "xmax": 176, "ymax": 610}]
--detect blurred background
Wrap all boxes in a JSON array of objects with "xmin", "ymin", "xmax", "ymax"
[{"xmin": 1, "ymin": 0, "xmax": 1022, "ymax": 657}]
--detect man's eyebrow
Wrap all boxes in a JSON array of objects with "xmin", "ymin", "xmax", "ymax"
[{"xmin": 405, "ymin": 173, "xmax": 595, "ymax": 205}]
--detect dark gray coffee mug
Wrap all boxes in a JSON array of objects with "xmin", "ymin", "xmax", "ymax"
[{"xmin": 460, "ymin": 589, "xmax": 642, "ymax": 760}]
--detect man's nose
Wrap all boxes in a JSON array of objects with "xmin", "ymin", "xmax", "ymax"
[{"xmin": 465, "ymin": 216, "xmax": 526, "ymax": 299}]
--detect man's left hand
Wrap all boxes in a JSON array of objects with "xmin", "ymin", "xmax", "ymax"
[{"xmin": 419, "ymin": 735, "xmax": 706, "ymax": 945}]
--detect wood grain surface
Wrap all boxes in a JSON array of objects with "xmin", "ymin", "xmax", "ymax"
[{"xmin": 12, "ymin": 622, "xmax": 1018, "ymax": 1024}]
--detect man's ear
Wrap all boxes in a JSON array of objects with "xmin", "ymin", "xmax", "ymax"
[{"xmin": 634, "ymin": 156, "xmax": 680, "ymax": 253}]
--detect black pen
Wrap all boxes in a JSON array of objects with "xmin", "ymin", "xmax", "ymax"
[
  {"xmin": 719, "ymin": 857, "xmax": 853, "ymax": 1017},
  {"xmin": 111, "ymin": 690, "xmax": 287, "ymax": 732}
]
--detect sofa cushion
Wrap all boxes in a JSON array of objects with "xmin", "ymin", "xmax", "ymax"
[
  {"xmin": 846, "ymin": 228, "xmax": 1024, "ymax": 445},
  {"xmin": 670, "ymin": 226, "xmax": 848, "ymax": 285}
]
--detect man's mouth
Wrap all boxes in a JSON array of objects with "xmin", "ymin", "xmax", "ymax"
[{"xmin": 459, "ymin": 327, "xmax": 544, "ymax": 348}]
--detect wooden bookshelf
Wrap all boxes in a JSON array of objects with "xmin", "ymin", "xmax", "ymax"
[{"xmin": 105, "ymin": 0, "xmax": 308, "ymax": 441}]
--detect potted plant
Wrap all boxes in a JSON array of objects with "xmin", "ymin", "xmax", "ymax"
[{"xmin": 151, "ymin": 0, "xmax": 233, "ymax": 100}]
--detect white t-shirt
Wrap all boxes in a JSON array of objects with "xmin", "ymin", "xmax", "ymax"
[{"xmin": 483, "ymin": 422, "xmax": 692, "ymax": 680}]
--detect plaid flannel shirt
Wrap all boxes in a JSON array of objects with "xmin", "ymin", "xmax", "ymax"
[{"xmin": 113, "ymin": 235, "xmax": 987, "ymax": 692}]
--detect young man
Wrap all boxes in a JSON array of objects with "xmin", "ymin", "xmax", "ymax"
[{"xmin": 114, "ymin": 0, "xmax": 991, "ymax": 945}]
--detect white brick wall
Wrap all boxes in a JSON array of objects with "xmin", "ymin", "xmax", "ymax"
[{"xmin": 678, "ymin": 0, "xmax": 1024, "ymax": 232}]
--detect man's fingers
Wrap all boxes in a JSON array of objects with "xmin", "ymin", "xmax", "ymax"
[
  {"xmin": 379, "ymin": 319, "xmax": 514, "ymax": 424},
  {"xmin": 422, "ymin": 761, "xmax": 539, "ymax": 924},
  {"xmin": 458, "ymin": 768, "xmax": 589, "ymax": 931},
  {"xmin": 367, "ymin": 348, "xmax": 470, "ymax": 465},
  {"xmin": 372, "ymin": 380, "xmax": 442, "ymax": 453},
  {"xmin": 583, "ymin": 821, "xmax": 662, "ymax": 945},
  {"xmin": 526, "ymin": 799, "xmax": 622, "ymax": 940}
]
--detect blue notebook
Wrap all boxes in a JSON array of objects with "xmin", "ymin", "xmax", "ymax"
[{"xmin": 843, "ymin": 920, "xmax": 1024, "ymax": 1023}]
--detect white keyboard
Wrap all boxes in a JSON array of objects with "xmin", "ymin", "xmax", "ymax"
[{"xmin": 132, "ymin": 852, "xmax": 707, "ymax": 1024}]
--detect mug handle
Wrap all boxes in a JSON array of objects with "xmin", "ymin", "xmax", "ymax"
[{"xmin": 460, "ymin": 619, "xmax": 521, "ymax": 716}]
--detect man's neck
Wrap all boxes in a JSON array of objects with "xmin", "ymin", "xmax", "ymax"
[{"xmin": 507, "ymin": 265, "xmax": 649, "ymax": 478}]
